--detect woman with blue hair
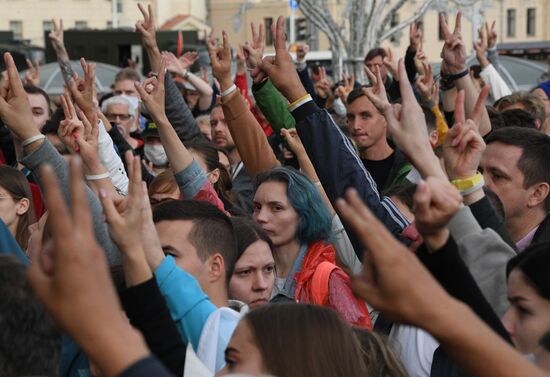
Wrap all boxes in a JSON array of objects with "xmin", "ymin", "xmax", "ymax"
[{"xmin": 253, "ymin": 166, "xmax": 372, "ymax": 329}]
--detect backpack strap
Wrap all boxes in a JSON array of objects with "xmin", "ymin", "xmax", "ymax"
[{"xmin": 310, "ymin": 261, "xmax": 339, "ymax": 305}]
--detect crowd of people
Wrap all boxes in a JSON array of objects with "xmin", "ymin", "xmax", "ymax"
[{"xmin": 1, "ymin": 3, "xmax": 550, "ymax": 377}]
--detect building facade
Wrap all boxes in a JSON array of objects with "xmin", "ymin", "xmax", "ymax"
[
  {"xmin": 0, "ymin": 0, "xmax": 208, "ymax": 47},
  {"xmin": 208, "ymin": 0, "xmax": 549, "ymax": 62}
]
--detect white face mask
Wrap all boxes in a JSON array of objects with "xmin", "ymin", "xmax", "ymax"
[
  {"xmin": 120, "ymin": 94, "xmax": 139, "ymax": 112},
  {"xmin": 144, "ymin": 143, "xmax": 168, "ymax": 166}
]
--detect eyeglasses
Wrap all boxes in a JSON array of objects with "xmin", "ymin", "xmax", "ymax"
[{"xmin": 106, "ymin": 113, "xmax": 133, "ymax": 122}]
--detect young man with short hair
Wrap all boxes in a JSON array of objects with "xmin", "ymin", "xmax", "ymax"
[
  {"xmin": 482, "ymin": 127, "xmax": 550, "ymax": 251},
  {"xmin": 152, "ymin": 200, "xmax": 240, "ymax": 373}
]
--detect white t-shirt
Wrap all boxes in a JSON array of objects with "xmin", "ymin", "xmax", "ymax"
[{"xmin": 390, "ymin": 325, "xmax": 439, "ymax": 377}]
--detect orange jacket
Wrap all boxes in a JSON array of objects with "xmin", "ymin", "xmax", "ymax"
[{"xmin": 295, "ymin": 241, "xmax": 373, "ymax": 329}]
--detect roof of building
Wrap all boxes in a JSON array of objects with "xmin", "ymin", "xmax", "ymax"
[{"xmin": 160, "ymin": 14, "xmax": 191, "ymax": 30}]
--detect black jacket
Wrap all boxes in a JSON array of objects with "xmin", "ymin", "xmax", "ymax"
[{"xmin": 532, "ymin": 213, "xmax": 550, "ymax": 245}]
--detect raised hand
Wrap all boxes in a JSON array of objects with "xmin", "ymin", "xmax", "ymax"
[
  {"xmin": 48, "ymin": 19, "xmax": 66, "ymax": 54},
  {"xmin": 206, "ymin": 30, "xmax": 233, "ymax": 90},
  {"xmin": 261, "ymin": 16, "xmax": 307, "ymax": 103},
  {"xmin": 0, "ymin": 53, "xmax": 39, "ymax": 141},
  {"xmin": 363, "ymin": 65, "xmax": 390, "ymax": 112},
  {"xmin": 235, "ymin": 45, "xmax": 246, "ymax": 73},
  {"xmin": 409, "ymin": 22, "xmax": 423, "ymax": 51},
  {"xmin": 140, "ymin": 173, "xmax": 165, "ymax": 271},
  {"xmin": 335, "ymin": 72, "xmax": 355, "ymax": 103},
  {"xmin": 335, "ymin": 188, "xmax": 451, "ymax": 326},
  {"xmin": 414, "ymin": 49, "xmax": 428, "ymax": 76},
  {"xmin": 382, "ymin": 59, "xmax": 446, "ymax": 179},
  {"xmin": 440, "ymin": 12, "xmax": 466, "ymax": 75},
  {"xmin": 314, "ymin": 66, "xmax": 331, "ymax": 100},
  {"xmin": 413, "ymin": 177, "xmax": 462, "ymax": 250},
  {"xmin": 473, "ymin": 27, "xmax": 490, "ymax": 68},
  {"xmin": 280, "ymin": 128, "xmax": 306, "ymax": 157},
  {"xmin": 242, "ymin": 22, "xmax": 266, "ymax": 84},
  {"xmin": 58, "ymin": 92, "xmax": 86, "ymax": 153},
  {"xmin": 28, "ymin": 158, "xmax": 149, "ymax": 377},
  {"xmin": 383, "ymin": 47, "xmax": 399, "ymax": 81},
  {"xmin": 67, "ymin": 58, "xmax": 97, "ymax": 118},
  {"xmin": 443, "ymin": 86, "xmax": 489, "ymax": 180},
  {"xmin": 135, "ymin": 3, "xmax": 157, "ymax": 51},
  {"xmin": 180, "ymin": 51, "xmax": 198, "ymax": 70},
  {"xmin": 485, "ymin": 21, "xmax": 497, "ymax": 49},
  {"xmin": 100, "ymin": 152, "xmax": 152, "ymax": 287},
  {"xmin": 416, "ymin": 61, "xmax": 435, "ymax": 104},
  {"xmin": 24, "ymin": 58, "xmax": 40, "ymax": 87},
  {"xmin": 162, "ymin": 51, "xmax": 184, "ymax": 73},
  {"xmin": 74, "ymin": 112, "xmax": 102, "ymax": 172},
  {"xmin": 134, "ymin": 58, "xmax": 166, "ymax": 122}
]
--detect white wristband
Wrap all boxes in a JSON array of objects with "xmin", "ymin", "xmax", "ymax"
[
  {"xmin": 85, "ymin": 172, "xmax": 111, "ymax": 181},
  {"xmin": 22, "ymin": 134, "xmax": 46, "ymax": 147},
  {"xmin": 221, "ymin": 84, "xmax": 237, "ymax": 98}
]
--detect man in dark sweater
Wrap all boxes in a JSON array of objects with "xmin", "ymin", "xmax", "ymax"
[{"xmin": 346, "ymin": 88, "xmax": 411, "ymax": 192}]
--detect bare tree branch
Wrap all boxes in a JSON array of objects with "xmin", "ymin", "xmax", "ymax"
[
  {"xmin": 367, "ymin": 0, "xmax": 389, "ymax": 49},
  {"xmin": 379, "ymin": 0, "xmax": 407, "ymax": 32},
  {"xmin": 377, "ymin": 0, "xmax": 434, "ymax": 42}
]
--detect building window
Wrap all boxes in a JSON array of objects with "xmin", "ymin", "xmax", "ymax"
[
  {"xmin": 506, "ymin": 9, "xmax": 516, "ymax": 37},
  {"xmin": 438, "ymin": 13, "xmax": 447, "ymax": 41},
  {"xmin": 295, "ymin": 18, "xmax": 307, "ymax": 41},
  {"xmin": 107, "ymin": 21, "xmax": 113, "ymax": 29},
  {"xmin": 264, "ymin": 18, "xmax": 273, "ymax": 46},
  {"xmin": 9, "ymin": 21, "xmax": 23, "ymax": 40},
  {"xmin": 389, "ymin": 13, "xmax": 400, "ymax": 43},
  {"xmin": 43, "ymin": 20, "xmax": 53, "ymax": 32},
  {"xmin": 527, "ymin": 8, "xmax": 536, "ymax": 36},
  {"xmin": 75, "ymin": 21, "xmax": 88, "ymax": 30},
  {"xmin": 116, "ymin": 0, "xmax": 123, "ymax": 13}
]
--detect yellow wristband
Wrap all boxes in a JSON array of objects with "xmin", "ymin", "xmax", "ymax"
[
  {"xmin": 451, "ymin": 172, "xmax": 483, "ymax": 191},
  {"xmin": 287, "ymin": 93, "xmax": 312, "ymax": 109}
]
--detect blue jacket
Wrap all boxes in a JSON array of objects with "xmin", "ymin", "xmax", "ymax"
[
  {"xmin": 155, "ymin": 256, "xmax": 241, "ymax": 372},
  {"xmin": 292, "ymin": 99, "xmax": 410, "ymax": 259},
  {"xmin": 0, "ymin": 218, "xmax": 28, "ymax": 265},
  {"xmin": 154, "ymin": 256, "xmax": 216, "ymax": 348}
]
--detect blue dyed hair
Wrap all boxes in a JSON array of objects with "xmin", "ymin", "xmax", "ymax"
[{"xmin": 254, "ymin": 167, "xmax": 332, "ymax": 244}]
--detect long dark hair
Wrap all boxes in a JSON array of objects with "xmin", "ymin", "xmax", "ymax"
[
  {"xmin": 0, "ymin": 166, "xmax": 35, "ymax": 250},
  {"xmin": 230, "ymin": 217, "xmax": 274, "ymax": 261},
  {"xmin": 186, "ymin": 140, "xmax": 239, "ymax": 210},
  {"xmin": 245, "ymin": 303, "xmax": 366, "ymax": 377}
]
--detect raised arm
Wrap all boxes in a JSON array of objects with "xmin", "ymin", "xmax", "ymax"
[
  {"xmin": 412, "ymin": 176, "xmax": 511, "ymax": 341},
  {"xmin": 441, "ymin": 91, "xmax": 516, "ymax": 316},
  {"xmin": 135, "ymin": 58, "xmax": 225, "ymax": 210},
  {"xmin": 27, "ymin": 158, "xmax": 175, "ymax": 377},
  {"xmin": 337, "ymin": 189, "xmax": 546, "ymax": 377},
  {"xmin": 67, "ymin": 59, "xmax": 129, "ymax": 194},
  {"xmin": 136, "ymin": 4, "xmax": 201, "ymax": 142},
  {"xmin": 163, "ymin": 51, "xmax": 213, "ymax": 112},
  {"xmin": 207, "ymin": 30, "xmax": 279, "ymax": 177},
  {"xmin": 245, "ymin": 21, "xmax": 295, "ymax": 134},
  {"xmin": 0, "ymin": 52, "xmax": 122, "ymax": 266},
  {"xmin": 48, "ymin": 18, "xmax": 76, "ymax": 83},
  {"xmin": 260, "ymin": 17, "xmax": 410, "ymax": 257},
  {"xmin": 440, "ymin": 12, "xmax": 491, "ymax": 136}
]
